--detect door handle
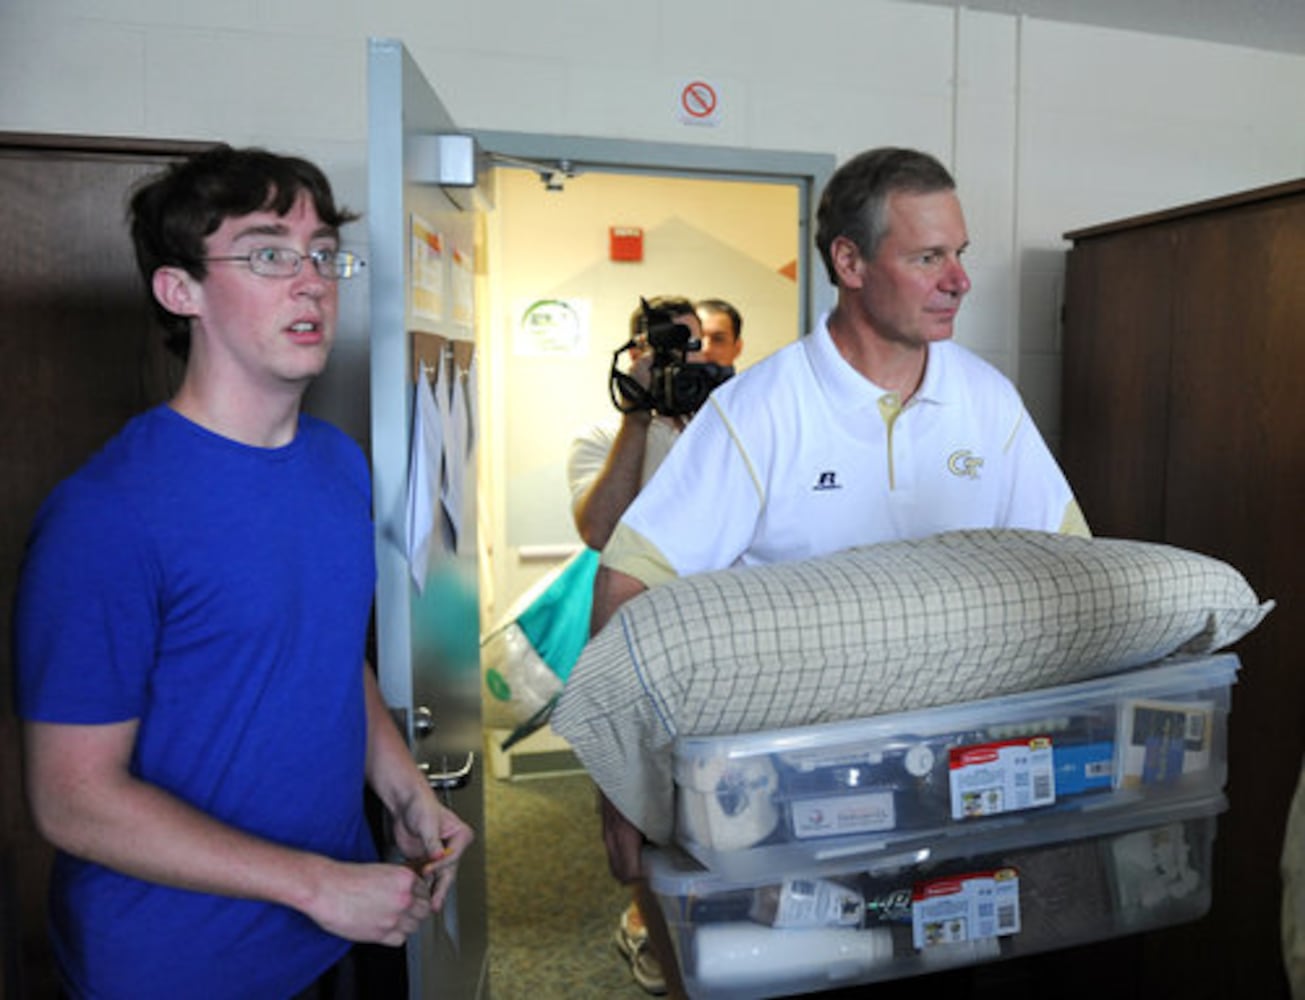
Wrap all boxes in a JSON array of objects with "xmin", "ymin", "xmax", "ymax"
[{"xmin": 419, "ymin": 751, "xmax": 475, "ymax": 791}]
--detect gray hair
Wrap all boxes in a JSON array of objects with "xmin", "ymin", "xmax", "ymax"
[{"xmin": 815, "ymin": 148, "xmax": 956, "ymax": 285}]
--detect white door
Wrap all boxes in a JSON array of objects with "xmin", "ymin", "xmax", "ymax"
[{"xmin": 367, "ymin": 38, "xmax": 488, "ymax": 999}]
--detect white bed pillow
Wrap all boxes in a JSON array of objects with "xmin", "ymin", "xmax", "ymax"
[{"xmin": 550, "ymin": 529, "xmax": 1272, "ymax": 844}]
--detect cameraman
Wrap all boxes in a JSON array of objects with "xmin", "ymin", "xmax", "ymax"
[
  {"xmin": 567, "ymin": 296, "xmax": 740, "ymax": 552},
  {"xmin": 565, "ymin": 295, "xmax": 741, "ymax": 994}
]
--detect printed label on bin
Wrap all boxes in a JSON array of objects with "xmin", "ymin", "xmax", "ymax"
[
  {"xmin": 912, "ymin": 868, "xmax": 1021, "ymax": 949},
  {"xmin": 790, "ymin": 790, "xmax": 897, "ymax": 838},
  {"xmin": 1117, "ymin": 699, "xmax": 1214, "ymax": 788},
  {"xmin": 948, "ymin": 737, "xmax": 1055, "ymax": 819}
]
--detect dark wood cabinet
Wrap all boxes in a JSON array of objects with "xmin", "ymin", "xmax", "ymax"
[
  {"xmin": 1061, "ymin": 179, "xmax": 1305, "ymax": 998},
  {"xmin": 1, "ymin": 134, "xmax": 197, "ymax": 1000}
]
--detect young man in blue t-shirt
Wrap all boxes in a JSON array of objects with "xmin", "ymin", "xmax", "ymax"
[{"xmin": 14, "ymin": 145, "xmax": 472, "ymax": 999}]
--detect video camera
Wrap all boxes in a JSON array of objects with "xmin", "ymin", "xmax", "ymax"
[{"xmin": 609, "ymin": 297, "xmax": 734, "ymax": 418}]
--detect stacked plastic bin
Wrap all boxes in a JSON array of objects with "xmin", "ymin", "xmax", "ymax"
[{"xmin": 646, "ymin": 653, "xmax": 1239, "ymax": 999}]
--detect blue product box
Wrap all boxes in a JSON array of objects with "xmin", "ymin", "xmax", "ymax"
[{"xmin": 1053, "ymin": 740, "xmax": 1116, "ymax": 796}]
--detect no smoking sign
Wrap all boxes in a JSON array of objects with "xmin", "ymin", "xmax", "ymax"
[{"xmin": 677, "ymin": 79, "xmax": 721, "ymax": 127}]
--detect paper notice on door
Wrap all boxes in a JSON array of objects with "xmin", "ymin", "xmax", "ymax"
[
  {"xmin": 406, "ymin": 358, "xmax": 447, "ymax": 589},
  {"xmin": 410, "ymin": 215, "xmax": 445, "ymax": 323}
]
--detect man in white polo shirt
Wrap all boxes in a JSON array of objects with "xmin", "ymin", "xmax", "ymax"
[{"xmin": 592, "ymin": 146, "xmax": 1090, "ymax": 886}]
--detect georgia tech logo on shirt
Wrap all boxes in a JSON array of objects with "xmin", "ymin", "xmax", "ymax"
[
  {"xmin": 813, "ymin": 470, "xmax": 842, "ymax": 491},
  {"xmin": 947, "ymin": 450, "xmax": 984, "ymax": 479}
]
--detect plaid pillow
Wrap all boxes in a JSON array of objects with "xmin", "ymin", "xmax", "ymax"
[{"xmin": 552, "ymin": 529, "xmax": 1272, "ymax": 843}]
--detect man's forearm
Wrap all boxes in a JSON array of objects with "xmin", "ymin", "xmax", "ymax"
[
  {"xmin": 361, "ymin": 665, "xmax": 474, "ymax": 911},
  {"xmin": 572, "ymin": 414, "xmax": 651, "ymax": 551},
  {"xmin": 24, "ymin": 720, "xmax": 337, "ymax": 916},
  {"xmin": 363, "ymin": 665, "xmax": 433, "ymax": 818},
  {"xmin": 25, "ymin": 712, "xmax": 452, "ymax": 944},
  {"xmin": 590, "ymin": 565, "xmax": 648, "ymax": 636}
]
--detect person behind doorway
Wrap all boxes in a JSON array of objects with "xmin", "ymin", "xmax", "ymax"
[
  {"xmin": 13, "ymin": 145, "xmax": 472, "ymax": 1000},
  {"xmin": 695, "ymin": 297, "xmax": 744, "ymax": 371},
  {"xmin": 567, "ymin": 295, "xmax": 742, "ymax": 552},
  {"xmin": 566, "ymin": 295, "xmax": 742, "ymax": 995},
  {"xmin": 586, "ymin": 147, "xmax": 1090, "ymax": 980}
]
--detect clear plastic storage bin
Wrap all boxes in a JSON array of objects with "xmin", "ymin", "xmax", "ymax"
[
  {"xmin": 674, "ymin": 654, "xmax": 1237, "ymax": 880},
  {"xmin": 647, "ymin": 794, "xmax": 1224, "ymax": 1000}
]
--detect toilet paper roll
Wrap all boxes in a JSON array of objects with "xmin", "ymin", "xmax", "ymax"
[
  {"xmin": 693, "ymin": 923, "xmax": 894, "ymax": 991},
  {"xmin": 678, "ymin": 753, "xmax": 780, "ymax": 851}
]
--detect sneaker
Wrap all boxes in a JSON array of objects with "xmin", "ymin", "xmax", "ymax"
[
  {"xmin": 616, "ymin": 901, "xmax": 648, "ymax": 952},
  {"xmin": 614, "ymin": 903, "xmax": 667, "ymax": 995}
]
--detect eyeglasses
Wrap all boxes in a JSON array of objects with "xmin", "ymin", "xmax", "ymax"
[{"xmin": 201, "ymin": 247, "xmax": 366, "ymax": 281}]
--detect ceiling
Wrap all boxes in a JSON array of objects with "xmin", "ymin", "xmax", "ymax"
[{"xmin": 900, "ymin": 0, "xmax": 1305, "ymax": 56}]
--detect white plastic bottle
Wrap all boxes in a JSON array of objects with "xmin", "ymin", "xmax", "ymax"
[{"xmin": 693, "ymin": 923, "xmax": 893, "ymax": 992}]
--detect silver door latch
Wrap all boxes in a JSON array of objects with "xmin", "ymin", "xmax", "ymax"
[{"xmin": 418, "ymin": 752, "xmax": 475, "ymax": 791}]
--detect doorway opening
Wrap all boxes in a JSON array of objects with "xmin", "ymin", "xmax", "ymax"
[
  {"xmin": 470, "ymin": 130, "xmax": 834, "ymax": 629},
  {"xmin": 468, "ymin": 135, "xmax": 834, "ymax": 995}
]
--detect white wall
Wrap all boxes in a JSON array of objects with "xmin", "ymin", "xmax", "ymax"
[{"xmin": 3, "ymin": 0, "xmax": 1303, "ymax": 446}]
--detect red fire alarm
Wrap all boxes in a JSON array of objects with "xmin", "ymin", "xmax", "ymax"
[{"xmin": 609, "ymin": 226, "xmax": 644, "ymax": 262}]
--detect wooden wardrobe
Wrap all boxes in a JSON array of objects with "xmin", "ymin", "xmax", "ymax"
[{"xmin": 1060, "ymin": 178, "xmax": 1305, "ymax": 998}]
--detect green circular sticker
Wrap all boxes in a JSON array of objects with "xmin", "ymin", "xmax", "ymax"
[{"xmin": 485, "ymin": 668, "xmax": 511, "ymax": 702}]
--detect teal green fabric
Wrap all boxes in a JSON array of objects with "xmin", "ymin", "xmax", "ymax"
[{"xmin": 515, "ymin": 548, "xmax": 599, "ymax": 682}]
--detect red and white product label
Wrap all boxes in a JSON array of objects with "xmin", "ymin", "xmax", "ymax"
[
  {"xmin": 948, "ymin": 737, "xmax": 1055, "ymax": 819},
  {"xmin": 911, "ymin": 868, "xmax": 1021, "ymax": 949}
]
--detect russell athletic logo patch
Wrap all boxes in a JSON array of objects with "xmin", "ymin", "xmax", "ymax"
[{"xmin": 813, "ymin": 470, "xmax": 842, "ymax": 491}]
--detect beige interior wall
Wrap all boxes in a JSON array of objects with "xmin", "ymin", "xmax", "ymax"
[{"xmin": 477, "ymin": 167, "xmax": 800, "ymax": 625}]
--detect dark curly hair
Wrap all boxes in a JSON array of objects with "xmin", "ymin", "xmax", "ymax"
[{"xmin": 129, "ymin": 144, "xmax": 358, "ymax": 358}]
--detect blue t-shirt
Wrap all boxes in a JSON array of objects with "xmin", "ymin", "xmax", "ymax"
[{"xmin": 15, "ymin": 406, "xmax": 378, "ymax": 999}]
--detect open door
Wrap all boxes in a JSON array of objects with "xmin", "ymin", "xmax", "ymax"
[{"xmin": 367, "ymin": 38, "xmax": 488, "ymax": 999}]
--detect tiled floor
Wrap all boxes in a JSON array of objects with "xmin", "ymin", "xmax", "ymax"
[{"xmin": 484, "ymin": 770, "xmax": 651, "ymax": 999}]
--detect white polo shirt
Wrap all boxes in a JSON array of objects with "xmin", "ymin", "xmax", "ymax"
[{"xmin": 604, "ymin": 313, "xmax": 1086, "ymax": 585}]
